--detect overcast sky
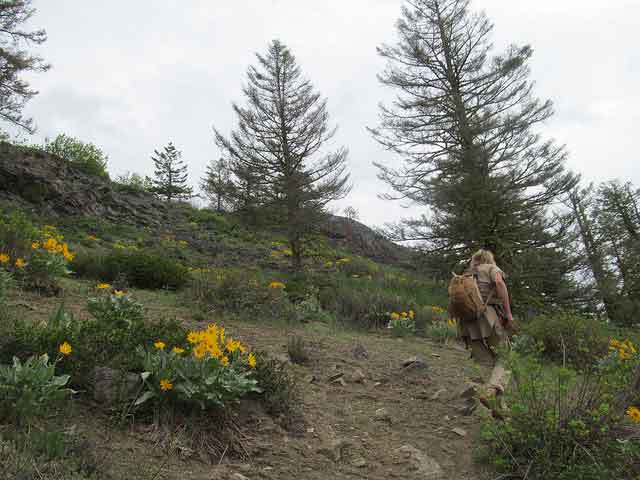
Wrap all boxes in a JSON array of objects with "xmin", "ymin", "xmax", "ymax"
[{"xmin": 18, "ymin": 0, "xmax": 640, "ymax": 228}]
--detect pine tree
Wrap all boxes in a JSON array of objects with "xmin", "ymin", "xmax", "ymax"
[
  {"xmin": 150, "ymin": 142, "xmax": 193, "ymax": 202},
  {"xmin": 215, "ymin": 40, "xmax": 350, "ymax": 269},
  {"xmin": 0, "ymin": 0, "xmax": 49, "ymax": 134},
  {"xmin": 201, "ymin": 157, "xmax": 233, "ymax": 212},
  {"xmin": 370, "ymin": 0, "xmax": 578, "ymax": 303}
]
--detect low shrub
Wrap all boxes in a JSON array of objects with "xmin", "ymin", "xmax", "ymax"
[
  {"xmin": 522, "ymin": 312, "xmax": 610, "ymax": 368},
  {"xmin": 481, "ymin": 346, "xmax": 640, "ymax": 480},
  {"xmin": 319, "ymin": 283, "xmax": 404, "ymax": 329},
  {"xmin": 337, "ymin": 256, "xmax": 380, "ymax": 278},
  {"xmin": 135, "ymin": 324, "xmax": 259, "ymax": 411},
  {"xmin": 72, "ymin": 250, "xmax": 189, "ymax": 290},
  {"xmin": 188, "ymin": 268, "xmax": 298, "ymax": 323},
  {"xmin": 87, "ymin": 289, "xmax": 145, "ymax": 328},
  {"xmin": 1, "ymin": 223, "xmax": 74, "ymax": 295},
  {"xmin": 1, "ymin": 297, "xmax": 187, "ymax": 389}
]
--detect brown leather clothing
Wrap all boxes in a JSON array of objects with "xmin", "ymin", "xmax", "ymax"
[{"xmin": 459, "ymin": 263, "xmax": 507, "ymax": 347}]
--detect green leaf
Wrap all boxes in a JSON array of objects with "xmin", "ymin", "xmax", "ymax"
[{"xmin": 134, "ymin": 391, "xmax": 155, "ymax": 406}]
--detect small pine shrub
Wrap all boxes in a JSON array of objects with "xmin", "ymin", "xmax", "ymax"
[
  {"xmin": 287, "ymin": 335, "xmax": 309, "ymax": 364},
  {"xmin": 72, "ymin": 250, "xmax": 189, "ymax": 290},
  {"xmin": 252, "ymin": 351, "xmax": 299, "ymax": 418}
]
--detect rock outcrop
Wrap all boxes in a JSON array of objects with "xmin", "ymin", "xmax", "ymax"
[
  {"xmin": 0, "ymin": 142, "xmax": 167, "ymax": 226},
  {"xmin": 324, "ymin": 215, "xmax": 412, "ymax": 264}
]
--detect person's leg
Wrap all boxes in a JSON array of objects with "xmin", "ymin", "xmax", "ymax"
[{"xmin": 470, "ymin": 340, "xmax": 495, "ymax": 368}]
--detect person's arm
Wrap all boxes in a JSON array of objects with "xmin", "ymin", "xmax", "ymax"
[{"xmin": 495, "ymin": 272, "xmax": 514, "ymax": 329}]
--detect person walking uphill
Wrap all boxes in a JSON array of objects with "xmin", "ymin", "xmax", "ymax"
[{"xmin": 448, "ymin": 249, "xmax": 514, "ymax": 418}]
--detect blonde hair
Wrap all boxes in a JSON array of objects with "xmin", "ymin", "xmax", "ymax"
[{"xmin": 471, "ymin": 249, "xmax": 496, "ymax": 266}]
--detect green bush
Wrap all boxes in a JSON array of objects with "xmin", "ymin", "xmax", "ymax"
[
  {"xmin": 319, "ymin": 282, "xmax": 405, "ymax": 329},
  {"xmin": 1, "ymin": 299, "xmax": 187, "ymax": 389},
  {"xmin": 72, "ymin": 250, "xmax": 189, "ymax": 290},
  {"xmin": 0, "ymin": 354, "xmax": 74, "ymax": 427},
  {"xmin": 337, "ymin": 256, "xmax": 380, "ymax": 278},
  {"xmin": 188, "ymin": 268, "xmax": 298, "ymax": 323},
  {"xmin": 522, "ymin": 312, "xmax": 610, "ymax": 368},
  {"xmin": 0, "ymin": 209, "xmax": 39, "ymax": 258},
  {"xmin": 87, "ymin": 292, "xmax": 144, "ymax": 329},
  {"xmin": 481, "ymin": 348, "xmax": 640, "ymax": 480},
  {"xmin": 43, "ymin": 133, "xmax": 109, "ymax": 179}
]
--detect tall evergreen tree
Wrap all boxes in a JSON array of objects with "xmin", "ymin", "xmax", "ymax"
[
  {"xmin": 0, "ymin": 0, "xmax": 49, "ymax": 134},
  {"xmin": 569, "ymin": 181, "xmax": 640, "ymax": 324},
  {"xmin": 370, "ymin": 0, "xmax": 578, "ymax": 303},
  {"xmin": 150, "ymin": 142, "xmax": 193, "ymax": 202},
  {"xmin": 201, "ymin": 157, "xmax": 233, "ymax": 212},
  {"xmin": 215, "ymin": 40, "xmax": 350, "ymax": 269}
]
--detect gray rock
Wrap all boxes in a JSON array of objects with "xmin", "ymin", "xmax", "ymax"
[
  {"xmin": 374, "ymin": 407, "xmax": 392, "ymax": 424},
  {"xmin": 393, "ymin": 445, "xmax": 444, "ymax": 479},
  {"xmin": 402, "ymin": 356, "xmax": 428, "ymax": 370},
  {"xmin": 349, "ymin": 368, "xmax": 367, "ymax": 384},
  {"xmin": 457, "ymin": 384, "xmax": 479, "ymax": 399},
  {"xmin": 352, "ymin": 343, "xmax": 369, "ymax": 360},
  {"xmin": 352, "ymin": 457, "xmax": 367, "ymax": 468},
  {"xmin": 230, "ymin": 474, "xmax": 250, "ymax": 480},
  {"xmin": 452, "ymin": 427, "xmax": 467, "ymax": 437},
  {"xmin": 93, "ymin": 367, "xmax": 140, "ymax": 405},
  {"xmin": 430, "ymin": 388, "xmax": 447, "ymax": 401},
  {"xmin": 317, "ymin": 438, "xmax": 351, "ymax": 462}
]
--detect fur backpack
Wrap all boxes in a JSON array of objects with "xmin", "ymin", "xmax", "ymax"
[{"xmin": 447, "ymin": 272, "xmax": 490, "ymax": 323}]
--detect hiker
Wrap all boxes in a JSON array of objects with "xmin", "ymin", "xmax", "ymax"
[{"xmin": 455, "ymin": 249, "xmax": 514, "ymax": 414}]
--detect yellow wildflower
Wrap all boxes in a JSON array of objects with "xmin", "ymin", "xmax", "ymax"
[
  {"xmin": 219, "ymin": 326, "xmax": 225, "ymax": 343},
  {"xmin": 0, "ymin": 253, "xmax": 9, "ymax": 264},
  {"xmin": 187, "ymin": 331, "xmax": 200, "ymax": 344},
  {"xmin": 159, "ymin": 379, "xmax": 173, "ymax": 391},
  {"xmin": 193, "ymin": 343, "xmax": 207, "ymax": 359},
  {"xmin": 114, "ymin": 290, "xmax": 125, "ymax": 297},
  {"xmin": 448, "ymin": 318, "xmax": 457, "ymax": 327},
  {"xmin": 97, "ymin": 283, "xmax": 111, "ymax": 290},
  {"xmin": 627, "ymin": 406, "xmax": 640, "ymax": 424},
  {"xmin": 15, "ymin": 258, "xmax": 26, "ymax": 268},
  {"xmin": 268, "ymin": 281, "xmax": 286, "ymax": 289},
  {"xmin": 154, "ymin": 341, "xmax": 166, "ymax": 350},
  {"xmin": 43, "ymin": 238, "xmax": 58, "ymax": 252},
  {"xmin": 390, "ymin": 312, "xmax": 400, "ymax": 321},
  {"xmin": 248, "ymin": 352, "xmax": 257, "ymax": 368},
  {"xmin": 59, "ymin": 341, "xmax": 72, "ymax": 356},
  {"xmin": 408, "ymin": 310, "xmax": 415, "ymax": 320},
  {"xmin": 220, "ymin": 356, "xmax": 229, "ymax": 367},
  {"xmin": 172, "ymin": 346, "xmax": 185, "ymax": 354},
  {"xmin": 31, "ymin": 241, "xmax": 40, "ymax": 250},
  {"xmin": 401, "ymin": 311, "xmax": 408, "ymax": 318}
]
